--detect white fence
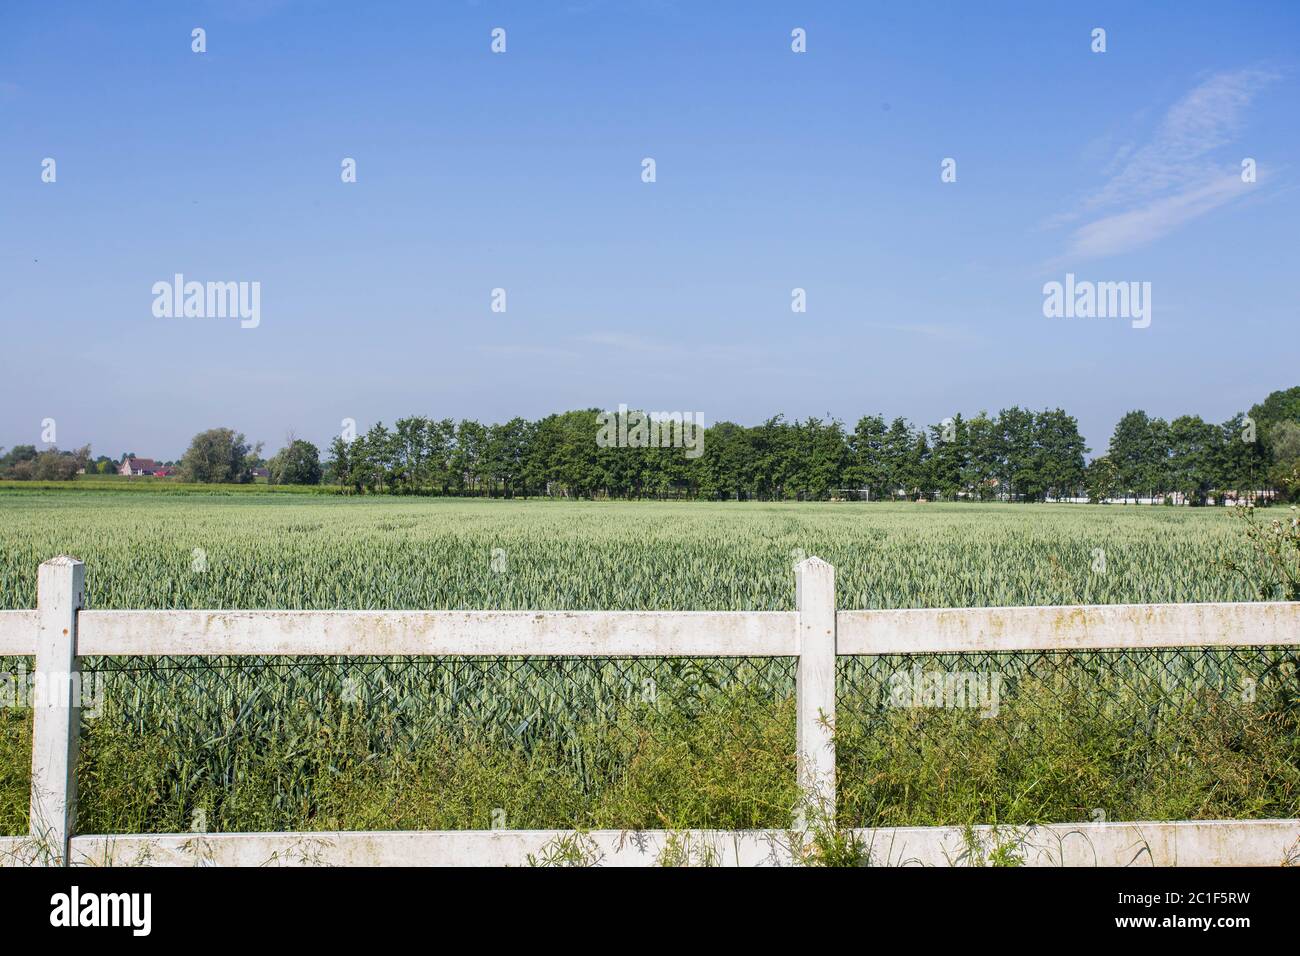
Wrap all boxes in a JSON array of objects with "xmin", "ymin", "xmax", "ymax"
[{"xmin": 1, "ymin": 555, "xmax": 1298, "ymax": 867}]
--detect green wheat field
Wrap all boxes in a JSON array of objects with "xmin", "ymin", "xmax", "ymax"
[{"xmin": 1, "ymin": 492, "xmax": 1297, "ymax": 837}]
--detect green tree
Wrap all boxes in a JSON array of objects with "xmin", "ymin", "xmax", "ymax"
[
  {"xmin": 268, "ymin": 439, "xmax": 322, "ymax": 485},
  {"xmin": 454, "ymin": 420, "xmax": 487, "ymax": 495},
  {"xmin": 796, "ymin": 417, "xmax": 847, "ymax": 500},
  {"xmin": 1248, "ymin": 386, "xmax": 1300, "ymax": 458},
  {"xmin": 1216, "ymin": 413, "xmax": 1265, "ymax": 498},
  {"xmin": 997, "ymin": 407, "xmax": 1037, "ymax": 500},
  {"xmin": 325, "ymin": 436, "xmax": 351, "ymax": 488},
  {"xmin": 1168, "ymin": 415, "xmax": 1218, "ymax": 505},
  {"xmin": 881, "ymin": 418, "xmax": 913, "ymax": 499},
  {"xmin": 845, "ymin": 414, "xmax": 887, "ymax": 499},
  {"xmin": 904, "ymin": 430, "xmax": 932, "ymax": 499},
  {"xmin": 1108, "ymin": 410, "xmax": 1154, "ymax": 502},
  {"xmin": 1085, "ymin": 455, "xmax": 1121, "ymax": 503},
  {"xmin": 963, "ymin": 411, "xmax": 1001, "ymax": 500},
  {"xmin": 179, "ymin": 428, "xmax": 258, "ymax": 483},
  {"xmin": 1034, "ymin": 409, "xmax": 1087, "ymax": 501},
  {"xmin": 928, "ymin": 414, "xmax": 968, "ymax": 501},
  {"xmin": 1266, "ymin": 420, "xmax": 1300, "ymax": 501},
  {"xmin": 3, "ymin": 445, "xmax": 90, "ymax": 481},
  {"xmin": 696, "ymin": 421, "xmax": 752, "ymax": 500},
  {"xmin": 0, "ymin": 445, "xmax": 37, "ymax": 478}
]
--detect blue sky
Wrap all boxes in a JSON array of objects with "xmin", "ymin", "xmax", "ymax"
[{"xmin": 2, "ymin": 1, "xmax": 1297, "ymax": 459}]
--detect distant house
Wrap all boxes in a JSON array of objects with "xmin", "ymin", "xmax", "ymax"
[
  {"xmin": 119, "ymin": 457, "xmax": 160, "ymax": 476},
  {"xmin": 251, "ymin": 467, "xmax": 270, "ymax": 479}
]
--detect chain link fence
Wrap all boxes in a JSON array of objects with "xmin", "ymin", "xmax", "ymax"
[
  {"xmin": 0, "ymin": 656, "xmax": 34, "ymax": 836},
  {"xmin": 836, "ymin": 646, "xmax": 1300, "ymax": 828},
  {"xmin": 7, "ymin": 646, "xmax": 1300, "ymax": 838},
  {"xmin": 71, "ymin": 654, "xmax": 798, "ymax": 834}
]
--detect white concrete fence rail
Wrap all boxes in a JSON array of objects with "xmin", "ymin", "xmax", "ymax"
[{"xmin": 0, "ymin": 555, "xmax": 1297, "ymax": 867}]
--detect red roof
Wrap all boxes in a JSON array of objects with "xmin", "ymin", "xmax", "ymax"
[{"xmin": 127, "ymin": 458, "xmax": 160, "ymax": 472}]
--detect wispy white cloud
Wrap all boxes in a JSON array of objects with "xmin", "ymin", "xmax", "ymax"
[
  {"xmin": 1053, "ymin": 67, "xmax": 1281, "ymax": 261},
  {"xmin": 1068, "ymin": 174, "xmax": 1253, "ymax": 259}
]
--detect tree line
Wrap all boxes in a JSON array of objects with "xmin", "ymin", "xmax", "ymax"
[
  {"xmin": 319, "ymin": 386, "xmax": 1298, "ymax": 503},
  {"xmin": 4, "ymin": 386, "xmax": 1296, "ymax": 503},
  {"xmin": 0, "ymin": 444, "xmax": 91, "ymax": 481}
]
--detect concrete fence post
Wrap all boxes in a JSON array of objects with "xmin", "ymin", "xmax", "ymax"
[
  {"xmin": 31, "ymin": 556, "xmax": 84, "ymax": 866},
  {"xmin": 795, "ymin": 556, "xmax": 836, "ymax": 823}
]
